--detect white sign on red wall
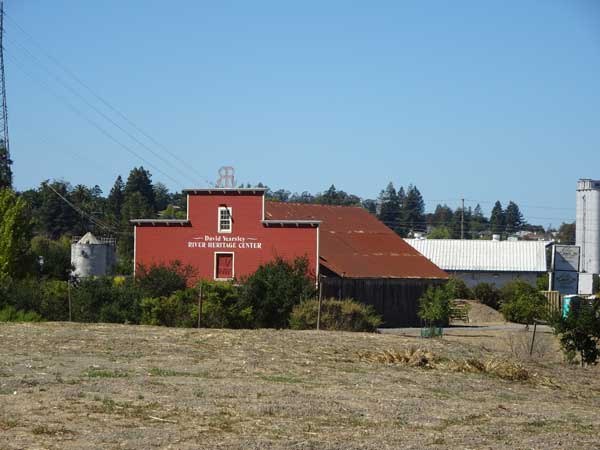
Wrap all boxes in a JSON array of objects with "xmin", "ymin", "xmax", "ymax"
[{"xmin": 187, "ymin": 235, "xmax": 262, "ymax": 250}]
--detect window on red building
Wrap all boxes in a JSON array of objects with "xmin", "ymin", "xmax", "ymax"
[
  {"xmin": 215, "ymin": 253, "xmax": 234, "ymax": 280},
  {"xmin": 218, "ymin": 207, "xmax": 232, "ymax": 233}
]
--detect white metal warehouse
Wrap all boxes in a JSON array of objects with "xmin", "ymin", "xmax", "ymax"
[{"xmin": 404, "ymin": 238, "xmax": 551, "ymax": 288}]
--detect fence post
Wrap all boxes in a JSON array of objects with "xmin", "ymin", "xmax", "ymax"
[
  {"xmin": 529, "ymin": 320, "xmax": 538, "ymax": 356},
  {"xmin": 197, "ymin": 282, "xmax": 203, "ymax": 328},
  {"xmin": 317, "ymin": 276, "xmax": 323, "ymax": 331},
  {"xmin": 68, "ymin": 280, "xmax": 72, "ymax": 322}
]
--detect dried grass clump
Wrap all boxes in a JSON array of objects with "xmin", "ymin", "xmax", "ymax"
[
  {"xmin": 358, "ymin": 347, "xmax": 436, "ymax": 368},
  {"xmin": 358, "ymin": 348, "xmax": 530, "ymax": 381}
]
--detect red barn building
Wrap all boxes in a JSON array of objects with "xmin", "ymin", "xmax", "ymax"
[{"xmin": 132, "ymin": 188, "xmax": 447, "ymax": 326}]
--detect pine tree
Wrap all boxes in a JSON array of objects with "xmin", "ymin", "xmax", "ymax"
[
  {"xmin": 124, "ymin": 167, "xmax": 156, "ymax": 212},
  {"xmin": 404, "ymin": 184, "xmax": 425, "ymax": 236},
  {"xmin": 0, "ymin": 141, "xmax": 12, "ymax": 190},
  {"xmin": 107, "ymin": 176, "xmax": 125, "ymax": 221},
  {"xmin": 378, "ymin": 182, "xmax": 401, "ymax": 233},
  {"xmin": 505, "ymin": 201, "xmax": 525, "ymax": 234},
  {"xmin": 490, "ymin": 201, "xmax": 506, "ymax": 235}
]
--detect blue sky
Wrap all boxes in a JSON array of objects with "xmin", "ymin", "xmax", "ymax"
[{"xmin": 6, "ymin": 1, "xmax": 600, "ymax": 226}]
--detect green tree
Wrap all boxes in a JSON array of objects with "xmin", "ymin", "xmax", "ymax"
[
  {"xmin": 31, "ymin": 236, "xmax": 72, "ymax": 280},
  {"xmin": 240, "ymin": 257, "xmax": 314, "ymax": 329},
  {"xmin": 557, "ymin": 222, "xmax": 576, "ymax": 245},
  {"xmin": 107, "ymin": 176, "xmax": 125, "ymax": 222},
  {"xmin": 0, "ymin": 141, "xmax": 12, "ymax": 190},
  {"xmin": 377, "ymin": 182, "xmax": 401, "ymax": 233},
  {"xmin": 552, "ymin": 299, "xmax": 600, "ymax": 366},
  {"xmin": 499, "ymin": 280, "xmax": 547, "ymax": 326},
  {"xmin": 0, "ymin": 189, "xmax": 33, "ymax": 279},
  {"xmin": 490, "ymin": 201, "xmax": 506, "ymax": 235},
  {"xmin": 505, "ymin": 201, "xmax": 525, "ymax": 234},
  {"xmin": 403, "ymin": 184, "xmax": 425, "ymax": 236},
  {"xmin": 124, "ymin": 167, "xmax": 156, "ymax": 212},
  {"xmin": 470, "ymin": 204, "xmax": 488, "ymax": 237},
  {"xmin": 418, "ymin": 285, "xmax": 452, "ymax": 327},
  {"xmin": 427, "ymin": 226, "xmax": 452, "ymax": 239}
]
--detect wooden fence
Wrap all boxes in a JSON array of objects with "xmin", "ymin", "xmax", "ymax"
[
  {"xmin": 541, "ymin": 290, "xmax": 562, "ymax": 317},
  {"xmin": 320, "ymin": 277, "xmax": 444, "ymax": 328}
]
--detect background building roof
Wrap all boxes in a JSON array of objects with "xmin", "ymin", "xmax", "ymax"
[
  {"xmin": 266, "ymin": 203, "xmax": 448, "ymax": 280},
  {"xmin": 404, "ymin": 239, "xmax": 551, "ymax": 273}
]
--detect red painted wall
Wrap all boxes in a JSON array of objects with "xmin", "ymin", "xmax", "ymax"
[{"xmin": 134, "ymin": 192, "xmax": 318, "ymax": 284}]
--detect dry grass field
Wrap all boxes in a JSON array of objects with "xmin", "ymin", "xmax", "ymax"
[{"xmin": 1, "ymin": 322, "xmax": 599, "ymax": 450}]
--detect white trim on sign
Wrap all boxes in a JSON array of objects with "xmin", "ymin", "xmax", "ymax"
[{"xmin": 214, "ymin": 251, "xmax": 235, "ymax": 281}]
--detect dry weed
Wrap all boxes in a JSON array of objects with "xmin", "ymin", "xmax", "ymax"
[{"xmin": 358, "ymin": 348, "xmax": 530, "ymax": 381}]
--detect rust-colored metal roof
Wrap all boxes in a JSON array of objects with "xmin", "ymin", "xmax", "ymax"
[{"xmin": 265, "ymin": 202, "xmax": 448, "ymax": 279}]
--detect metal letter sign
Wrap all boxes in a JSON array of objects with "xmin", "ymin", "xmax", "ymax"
[
  {"xmin": 553, "ymin": 271, "xmax": 579, "ymax": 296},
  {"xmin": 216, "ymin": 166, "xmax": 235, "ymax": 188}
]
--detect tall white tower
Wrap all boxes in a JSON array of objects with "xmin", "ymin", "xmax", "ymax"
[{"xmin": 576, "ymin": 179, "xmax": 600, "ymax": 275}]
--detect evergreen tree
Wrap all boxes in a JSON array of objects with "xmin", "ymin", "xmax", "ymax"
[
  {"xmin": 490, "ymin": 201, "xmax": 506, "ymax": 234},
  {"xmin": 0, "ymin": 141, "xmax": 12, "ymax": 190},
  {"xmin": 36, "ymin": 181, "xmax": 80, "ymax": 239},
  {"xmin": 505, "ymin": 201, "xmax": 525, "ymax": 234},
  {"xmin": 153, "ymin": 182, "xmax": 171, "ymax": 212},
  {"xmin": 470, "ymin": 203, "xmax": 488, "ymax": 237},
  {"xmin": 430, "ymin": 204, "xmax": 454, "ymax": 228},
  {"xmin": 362, "ymin": 199, "xmax": 377, "ymax": 215},
  {"xmin": 124, "ymin": 167, "xmax": 156, "ymax": 212},
  {"xmin": 403, "ymin": 184, "xmax": 425, "ymax": 235},
  {"xmin": 107, "ymin": 176, "xmax": 125, "ymax": 221},
  {"xmin": 377, "ymin": 182, "xmax": 401, "ymax": 233}
]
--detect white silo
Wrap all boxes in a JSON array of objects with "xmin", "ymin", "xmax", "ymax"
[
  {"xmin": 71, "ymin": 232, "xmax": 117, "ymax": 278},
  {"xmin": 576, "ymin": 179, "xmax": 600, "ymax": 275}
]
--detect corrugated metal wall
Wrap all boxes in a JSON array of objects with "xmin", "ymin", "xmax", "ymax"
[{"xmin": 321, "ymin": 277, "xmax": 445, "ymax": 327}]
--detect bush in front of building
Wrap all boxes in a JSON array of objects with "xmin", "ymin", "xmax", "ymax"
[
  {"xmin": 289, "ymin": 298, "xmax": 382, "ymax": 332},
  {"xmin": 550, "ymin": 298, "xmax": 600, "ymax": 366},
  {"xmin": 141, "ymin": 288, "xmax": 198, "ymax": 328},
  {"xmin": 472, "ymin": 282, "xmax": 501, "ymax": 310},
  {"xmin": 239, "ymin": 256, "xmax": 315, "ymax": 329},
  {"xmin": 499, "ymin": 280, "xmax": 547, "ymax": 326},
  {"xmin": 0, "ymin": 305, "xmax": 43, "ymax": 322},
  {"xmin": 445, "ymin": 277, "xmax": 473, "ymax": 300},
  {"xmin": 71, "ymin": 277, "xmax": 143, "ymax": 324},
  {"xmin": 418, "ymin": 285, "xmax": 453, "ymax": 327},
  {"xmin": 136, "ymin": 260, "xmax": 197, "ymax": 298},
  {"xmin": 197, "ymin": 281, "xmax": 253, "ymax": 329}
]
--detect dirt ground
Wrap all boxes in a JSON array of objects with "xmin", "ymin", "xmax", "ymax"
[{"xmin": 1, "ymin": 322, "xmax": 599, "ymax": 450}]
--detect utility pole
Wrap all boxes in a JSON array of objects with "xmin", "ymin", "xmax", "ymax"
[
  {"xmin": 460, "ymin": 198, "xmax": 465, "ymax": 240},
  {"xmin": 0, "ymin": 1, "xmax": 12, "ymax": 190}
]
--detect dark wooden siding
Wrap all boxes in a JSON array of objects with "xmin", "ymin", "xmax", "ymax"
[{"xmin": 321, "ymin": 276, "xmax": 445, "ymax": 327}]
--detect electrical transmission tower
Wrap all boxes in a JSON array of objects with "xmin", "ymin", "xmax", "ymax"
[{"xmin": 0, "ymin": 1, "xmax": 12, "ymax": 190}]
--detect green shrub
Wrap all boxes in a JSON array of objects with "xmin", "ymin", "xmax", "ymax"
[
  {"xmin": 39, "ymin": 280, "xmax": 69, "ymax": 321},
  {"xmin": 239, "ymin": 257, "xmax": 315, "ymax": 329},
  {"xmin": 499, "ymin": 280, "xmax": 547, "ymax": 325},
  {"xmin": 72, "ymin": 277, "xmax": 142, "ymax": 324},
  {"xmin": 136, "ymin": 261, "xmax": 196, "ymax": 298},
  {"xmin": 551, "ymin": 298, "xmax": 600, "ymax": 366},
  {"xmin": 445, "ymin": 277, "xmax": 472, "ymax": 300},
  {"xmin": 472, "ymin": 283, "xmax": 501, "ymax": 310},
  {"xmin": 31, "ymin": 236, "xmax": 72, "ymax": 281},
  {"xmin": 418, "ymin": 286, "xmax": 453, "ymax": 327},
  {"xmin": 197, "ymin": 281, "xmax": 252, "ymax": 328},
  {"xmin": 0, "ymin": 305, "xmax": 43, "ymax": 322},
  {"xmin": 289, "ymin": 298, "xmax": 382, "ymax": 332},
  {"xmin": 141, "ymin": 288, "xmax": 197, "ymax": 327}
]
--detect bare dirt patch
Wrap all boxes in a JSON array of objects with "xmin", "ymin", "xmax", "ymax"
[{"xmin": 0, "ymin": 322, "xmax": 599, "ymax": 449}]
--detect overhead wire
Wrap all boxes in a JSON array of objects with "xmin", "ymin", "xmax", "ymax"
[
  {"xmin": 4, "ymin": 12, "xmax": 215, "ymax": 188},
  {"xmin": 4, "ymin": 48, "xmax": 186, "ymax": 189}
]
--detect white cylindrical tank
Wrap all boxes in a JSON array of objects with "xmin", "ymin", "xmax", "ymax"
[
  {"xmin": 71, "ymin": 232, "xmax": 116, "ymax": 278},
  {"xmin": 576, "ymin": 179, "xmax": 600, "ymax": 275}
]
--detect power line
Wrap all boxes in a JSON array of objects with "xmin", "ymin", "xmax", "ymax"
[
  {"xmin": 4, "ymin": 13, "xmax": 214, "ymax": 188},
  {"xmin": 5, "ymin": 49, "xmax": 186, "ymax": 189},
  {"xmin": 4, "ymin": 33, "xmax": 200, "ymax": 188}
]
